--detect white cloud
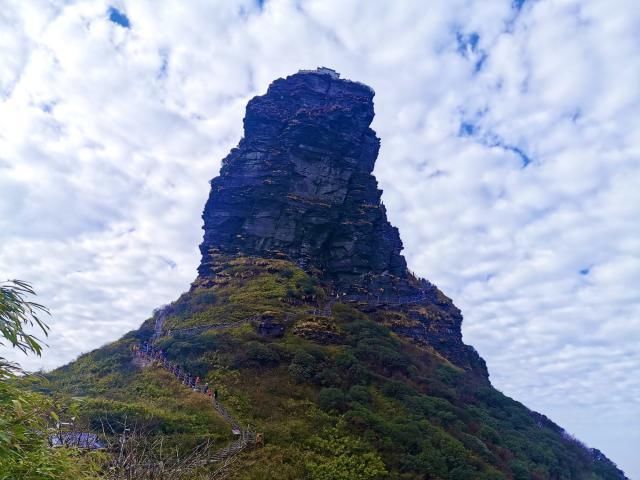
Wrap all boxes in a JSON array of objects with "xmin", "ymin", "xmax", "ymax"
[{"xmin": 0, "ymin": 0, "xmax": 638, "ymax": 476}]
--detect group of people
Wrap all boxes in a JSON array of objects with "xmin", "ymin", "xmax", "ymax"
[{"xmin": 132, "ymin": 342, "xmax": 218, "ymax": 401}]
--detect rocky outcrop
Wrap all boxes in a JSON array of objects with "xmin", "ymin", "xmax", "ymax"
[
  {"xmin": 197, "ymin": 68, "xmax": 485, "ymax": 376},
  {"xmin": 198, "ymin": 68, "xmax": 406, "ymax": 285}
]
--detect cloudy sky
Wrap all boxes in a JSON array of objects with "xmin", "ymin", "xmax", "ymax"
[{"xmin": 1, "ymin": 0, "xmax": 638, "ymax": 476}]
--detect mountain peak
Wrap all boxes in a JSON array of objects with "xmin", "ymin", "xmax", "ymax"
[
  {"xmin": 38, "ymin": 70, "xmax": 627, "ymax": 480},
  {"xmin": 197, "ymin": 70, "xmax": 491, "ymax": 376},
  {"xmin": 199, "ymin": 69, "xmax": 406, "ymax": 286}
]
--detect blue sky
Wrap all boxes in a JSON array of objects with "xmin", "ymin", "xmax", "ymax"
[{"xmin": 1, "ymin": 0, "xmax": 638, "ymax": 476}]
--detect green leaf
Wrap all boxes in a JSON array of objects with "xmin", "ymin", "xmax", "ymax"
[{"xmin": 12, "ymin": 399, "xmax": 24, "ymax": 417}]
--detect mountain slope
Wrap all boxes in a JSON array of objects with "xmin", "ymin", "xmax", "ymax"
[{"xmin": 39, "ymin": 68, "xmax": 626, "ymax": 480}]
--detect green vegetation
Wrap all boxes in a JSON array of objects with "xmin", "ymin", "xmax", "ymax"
[
  {"xmin": 160, "ymin": 256, "xmax": 324, "ymax": 330},
  {"xmin": 0, "ymin": 279, "xmax": 49, "ymax": 359},
  {"xmin": 305, "ymin": 425, "xmax": 387, "ymax": 479},
  {"xmin": 0, "ymin": 280, "xmax": 100, "ymax": 480},
  {"xmin": 27, "ymin": 258, "xmax": 624, "ymax": 479},
  {"xmin": 38, "ymin": 338, "xmax": 232, "ymax": 448},
  {"xmin": 0, "ymin": 380, "xmax": 102, "ymax": 480}
]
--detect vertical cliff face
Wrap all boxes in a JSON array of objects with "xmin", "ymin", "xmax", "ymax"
[
  {"xmin": 198, "ymin": 69, "xmax": 406, "ymax": 284},
  {"xmin": 198, "ymin": 68, "xmax": 485, "ymax": 376}
]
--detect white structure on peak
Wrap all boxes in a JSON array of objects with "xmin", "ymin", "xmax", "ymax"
[
  {"xmin": 296, "ymin": 67, "xmax": 374, "ymax": 94},
  {"xmin": 298, "ymin": 67, "xmax": 340, "ymax": 79}
]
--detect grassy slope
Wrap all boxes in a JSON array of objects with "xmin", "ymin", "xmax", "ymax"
[{"xmin": 37, "ymin": 257, "xmax": 623, "ymax": 480}]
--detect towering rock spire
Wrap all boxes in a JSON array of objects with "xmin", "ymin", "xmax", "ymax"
[
  {"xmin": 198, "ymin": 68, "xmax": 406, "ymax": 284},
  {"xmin": 198, "ymin": 68, "xmax": 487, "ymax": 376}
]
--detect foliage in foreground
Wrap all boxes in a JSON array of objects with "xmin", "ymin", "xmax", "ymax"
[
  {"xmin": 0, "ymin": 377, "xmax": 102, "ymax": 480},
  {"xmin": 0, "ymin": 280, "xmax": 100, "ymax": 480}
]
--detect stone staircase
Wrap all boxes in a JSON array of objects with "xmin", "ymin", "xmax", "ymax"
[
  {"xmin": 133, "ymin": 344, "xmax": 257, "ymax": 464},
  {"xmin": 208, "ymin": 429, "xmax": 254, "ymax": 463},
  {"xmin": 212, "ymin": 398, "xmax": 241, "ymax": 433},
  {"xmin": 340, "ymin": 291, "xmax": 431, "ymax": 306},
  {"xmin": 155, "ymin": 315, "xmax": 259, "ymax": 339}
]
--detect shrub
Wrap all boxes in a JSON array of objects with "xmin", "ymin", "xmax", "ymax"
[
  {"xmin": 354, "ymin": 341, "xmax": 409, "ymax": 372},
  {"xmin": 335, "ymin": 350, "xmax": 355, "ymax": 366},
  {"xmin": 295, "ymin": 276, "xmax": 319, "ymax": 295},
  {"xmin": 165, "ymin": 341, "xmax": 197, "ymax": 359},
  {"xmin": 314, "ymin": 367, "xmax": 341, "ymax": 387},
  {"xmin": 288, "ymin": 352, "xmax": 318, "ymax": 383},
  {"xmin": 345, "ymin": 361, "xmax": 371, "ymax": 385},
  {"xmin": 281, "ymin": 268, "xmax": 295, "ymax": 279},
  {"xmin": 335, "ymin": 351, "xmax": 370, "ymax": 385},
  {"xmin": 479, "ymin": 425, "xmax": 502, "ymax": 445},
  {"xmin": 436, "ymin": 364, "xmax": 463, "ymax": 386},
  {"xmin": 509, "ymin": 459, "xmax": 530, "ymax": 480},
  {"xmin": 381, "ymin": 380, "xmax": 416, "ymax": 401},
  {"xmin": 305, "ymin": 427, "xmax": 387, "ymax": 480},
  {"xmin": 235, "ymin": 341, "xmax": 280, "ymax": 368},
  {"xmin": 191, "ymin": 289, "xmax": 217, "ymax": 307},
  {"xmin": 349, "ymin": 385, "xmax": 371, "ymax": 404},
  {"xmin": 318, "ymin": 388, "xmax": 348, "ymax": 412}
]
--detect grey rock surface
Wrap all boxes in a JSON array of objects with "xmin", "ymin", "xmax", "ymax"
[
  {"xmin": 198, "ymin": 68, "xmax": 487, "ymax": 376},
  {"xmin": 198, "ymin": 69, "xmax": 406, "ymax": 284}
]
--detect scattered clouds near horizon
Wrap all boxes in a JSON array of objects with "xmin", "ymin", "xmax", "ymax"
[{"xmin": 1, "ymin": 0, "xmax": 638, "ymax": 476}]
